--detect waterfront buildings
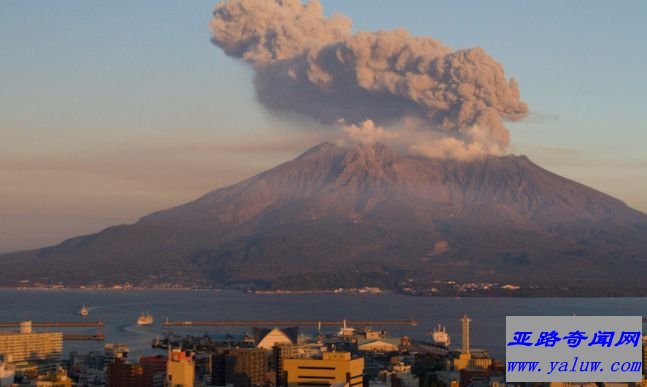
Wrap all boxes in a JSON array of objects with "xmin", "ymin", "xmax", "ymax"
[
  {"xmin": 283, "ymin": 351, "xmax": 364, "ymax": 387},
  {"xmin": 0, "ymin": 321, "xmax": 62, "ymax": 373},
  {"xmin": 357, "ymin": 337, "xmax": 400, "ymax": 352},
  {"xmin": 166, "ymin": 349, "xmax": 195, "ymax": 387}
]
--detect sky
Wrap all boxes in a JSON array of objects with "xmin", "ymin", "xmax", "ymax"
[{"xmin": 1, "ymin": 0, "xmax": 646, "ymax": 253}]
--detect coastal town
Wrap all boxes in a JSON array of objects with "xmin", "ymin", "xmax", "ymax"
[{"xmin": 1, "ymin": 315, "xmax": 646, "ymax": 387}]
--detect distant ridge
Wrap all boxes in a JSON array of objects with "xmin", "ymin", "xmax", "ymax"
[{"xmin": 2, "ymin": 142, "xmax": 646, "ymax": 295}]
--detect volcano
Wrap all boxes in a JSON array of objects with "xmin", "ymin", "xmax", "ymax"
[{"xmin": 2, "ymin": 143, "xmax": 646, "ymax": 295}]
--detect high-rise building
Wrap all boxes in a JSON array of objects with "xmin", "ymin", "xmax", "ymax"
[
  {"xmin": 225, "ymin": 348, "xmax": 268, "ymax": 387},
  {"xmin": 282, "ymin": 351, "xmax": 364, "ymax": 387},
  {"xmin": 107, "ymin": 359, "xmax": 147, "ymax": 387},
  {"xmin": 460, "ymin": 315, "xmax": 470, "ymax": 356},
  {"xmin": 104, "ymin": 343, "xmax": 129, "ymax": 368},
  {"xmin": 274, "ymin": 344, "xmax": 303, "ymax": 387},
  {"xmin": 0, "ymin": 321, "xmax": 62, "ymax": 373},
  {"xmin": 166, "ymin": 349, "xmax": 195, "ymax": 387},
  {"xmin": 210, "ymin": 351, "xmax": 227, "ymax": 386},
  {"xmin": 140, "ymin": 355, "xmax": 167, "ymax": 387},
  {"xmin": 87, "ymin": 351, "xmax": 105, "ymax": 370},
  {"xmin": 273, "ymin": 343, "xmax": 326, "ymax": 387}
]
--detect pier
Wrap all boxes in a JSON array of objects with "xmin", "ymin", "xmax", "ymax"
[
  {"xmin": 162, "ymin": 318, "xmax": 417, "ymax": 327},
  {"xmin": 63, "ymin": 333, "xmax": 105, "ymax": 341},
  {"xmin": 0, "ymin": 320, "xmax": 103, "ymax": 328}
]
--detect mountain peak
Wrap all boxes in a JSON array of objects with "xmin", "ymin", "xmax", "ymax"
[
  {"xmin": 295, "ymin": 142, "xmax": 340, "ymax": 160},
  {"xmin": 1, "ymin": 143, "xmax": 646, "ymax": 294}
]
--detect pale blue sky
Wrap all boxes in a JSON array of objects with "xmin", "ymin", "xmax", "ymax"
[{"xmin": 1, "ymin": 1, "xmax": 646, "ymax": 252}]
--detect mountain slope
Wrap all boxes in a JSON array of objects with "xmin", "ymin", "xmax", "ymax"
[{"xmin": 2, "ymin": 143, "xmax": 646, "ymax": 294}]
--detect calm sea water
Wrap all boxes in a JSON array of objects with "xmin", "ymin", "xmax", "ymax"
[{"xmin": 1, "ymin": 290, "xmax": 645, "ymax": 360}]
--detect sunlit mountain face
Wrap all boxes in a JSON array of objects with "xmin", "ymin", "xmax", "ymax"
[{"xmin": 2, "ymin": 143, "xmax": 646, "ymax": 295}]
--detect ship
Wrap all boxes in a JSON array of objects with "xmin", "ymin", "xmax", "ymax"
[
  {"xmin": 79, "ymin": 305, "xmax": 89, "ymax": 317},
  {"xmin": 337, "ymin": 319, "xmax": 355, "ymax": 337},
  {"xmin": 137, "ymin": 312, "xmax": 154, "ymax": 326},
  {"xmin": 428, "ymin": 324, "xmax": 450, "ymax": 348}
]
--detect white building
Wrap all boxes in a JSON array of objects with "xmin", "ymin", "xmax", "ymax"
[
  {"xmin": 0, "ymin": 321, "xmax": 62, "ymax": 373},
  {"xmin": 252, "ymin": 327, "xmax": 298, "ymax": 350}
]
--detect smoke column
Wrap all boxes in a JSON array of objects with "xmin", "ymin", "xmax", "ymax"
[{"xmin": 210, "ymin": 0, "xmax": 528, "ymax": 159}]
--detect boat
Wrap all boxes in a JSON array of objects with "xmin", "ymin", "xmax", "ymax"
[
  {"xmin": 137, "ymin": 312, "xmax": 154, "ymax": 326},
  {"xmin": 428, "ymin": 324, "xmax": 451, "ymax": 348},
  {"xmin": 79, "ymin": 305, "xmax": 89, "ymax": 317},
  {"xmin": 337, "ymin": 319, "xmax": 355, "ymax": 337}
]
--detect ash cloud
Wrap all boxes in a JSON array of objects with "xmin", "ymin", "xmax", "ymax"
[{"xmin": 210, "ymin": 0, "xmax": 528, "ymax": 159}]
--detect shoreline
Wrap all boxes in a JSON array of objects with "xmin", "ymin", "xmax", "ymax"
[{"xmin": 1, "ymin": 287, "xmax": 646, "ymax": 298}]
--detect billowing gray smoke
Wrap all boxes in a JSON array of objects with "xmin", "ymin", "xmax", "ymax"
[{"xmin": 210, "ymin": 0, "xmax": 528, "ymax": 159}]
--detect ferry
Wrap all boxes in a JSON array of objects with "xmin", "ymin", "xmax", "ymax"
[
  {"xmin": 79, "ymin": 305, "xmax": 89, "ymax": 317},
  {"xmin": 137, "ymin": 312, "xmax": 154, "ymax": 326}
]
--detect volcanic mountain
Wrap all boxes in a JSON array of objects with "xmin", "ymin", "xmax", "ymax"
[{"xmin": 2, "ymin": 143, "xmax": 646, "ymax": 295}]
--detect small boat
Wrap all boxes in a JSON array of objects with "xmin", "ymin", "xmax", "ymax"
[
  {"xmin": 137, "ymin": 311, "xmax": 154, "ymax": 326},
  {"xmin": 79, "ymin": 305, "xmax": 89, "ymax": 317}
]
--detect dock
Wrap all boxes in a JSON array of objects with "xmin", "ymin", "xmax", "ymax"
[
  {"xmin": 63, "ymin": 333, "xmax": 105, "ymax": 341},
  {"xmin": 162, "ymin": 318, "xmax": 417, "ymax": 327}
]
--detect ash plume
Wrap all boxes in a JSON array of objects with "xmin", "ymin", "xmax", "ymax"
[{"xmin": 210, "ymin": 0, "xmax": 528, "ymax": 159}]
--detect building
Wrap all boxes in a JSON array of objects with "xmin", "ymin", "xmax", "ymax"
[
  {"xmin": 458, "ymin": 368, "xmax": 489, "ymax": 387},
  {"xmin": 357, "ymin": 338, "xmax": 400, "ymax": 352},
  {"xmin": 210, "ymin": 351, "xmax": 227, "ymax": 386},
  {"xmin": 379, "ymin": 361, "xmax": 418, "ymax": 387},
  {"xmin": 140, "ymin": 355, "xmax": 167, "ymax": 387},
  {"xmin": 0, "ymin": 321, "xmax": 63, "ymax": 373},
  {"xmin": 166, "ymin": 349, "xmax": 195, "ymax": 387},
  {"xmin": 32, "ymin": 368, "xmax": 73, "ymax": 387},
  {"xmin": 274, "ymin": 344, "xmax": 325, "ymax": 387},
  {"xmin": 452, "ymin": 315, "xmax": 491, "ymax": 371},
  {"xmin": 354, "ymin": 330, "xmax": 401, "ymax": 353},
  {"xmin": 104, "ymin": 343, "xmax": 129, "ymax": 368},
  {"xmin": 224, "ymin": 348, "xmax": 268, "ymax": 387},
  {"xmin": 67, "ymin": 350, "xmax": 106, "ymax": 386},
  {"xmin": 274, "ymin": 344, "xmax": 301, "ymax": 387},
  {"xmin": 0, "ymin": 357, "xmax": 16, "ymax": 386},
  {"xmin": 283, "ymin": 351, "xmax": 364, "ymax": 387},
  {"xmin": 107, "ymin": 359, "xmax": 147, "ymax": 387},
  {"xmin": 253, "ymin": 327, "xmax": 299, "ymax": 350}
]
